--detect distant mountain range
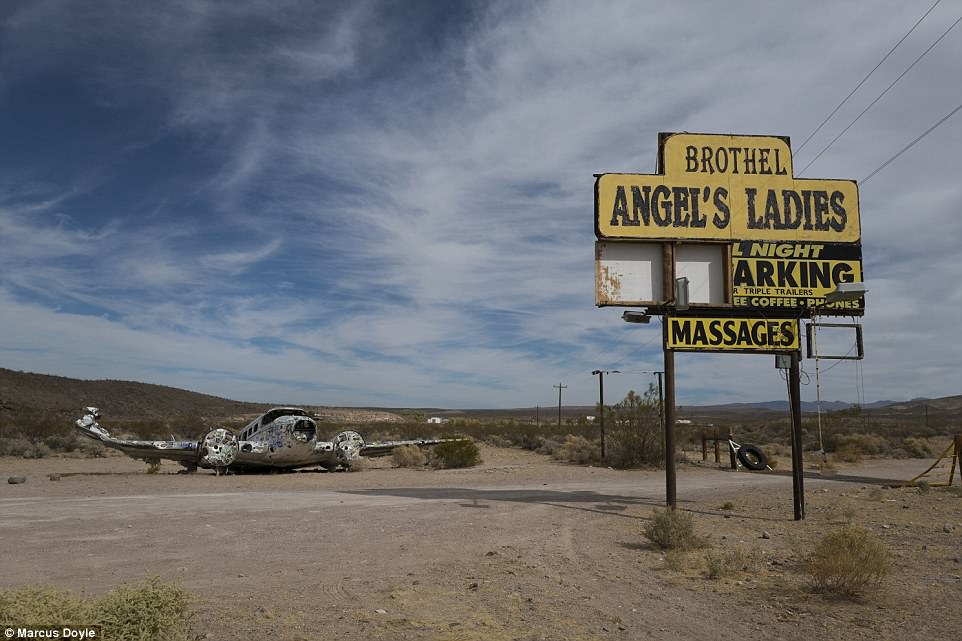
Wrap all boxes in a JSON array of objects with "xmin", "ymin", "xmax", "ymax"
[
  {"xmin": 684, "ymin": 396, "xmax": 962, "ymax": 414},
  {"xmin": 0, "ymin": 367, "xmax": 959, "ymax": 420}
]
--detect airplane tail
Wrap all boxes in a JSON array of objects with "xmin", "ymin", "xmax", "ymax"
[{"xmin": 75, "ymin": 407, "xmax": 112, "ymax": 441}]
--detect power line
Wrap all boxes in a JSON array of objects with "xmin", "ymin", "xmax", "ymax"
[
  {"xmin": 799, "ymin": 12, "xmax": 962, "ymax": 176},
  {"xmin": 861, "ymin": 101, "xmax": 962, "ymax": 184},
  {"xmin": 553, "ymin": 382, "xmax": 567, "ymax": 426},
  {"xmin": 794, "ymin": 0, "xmax": 942, "ymax": 156}
]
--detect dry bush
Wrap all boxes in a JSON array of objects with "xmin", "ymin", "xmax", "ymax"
[
  {"xmin": 663, "ymin": 549, "xmax": 694, "ymax": 572},
  {"xmin": 552, "ymin": 435, "xmax": 600, "ymax": 465},
  {"xmin": 430, "ymin": 439, "xmax": 481, "ymax": 469},
  {"xmin": 0, "ymin": 438, "xmax": 51, "ymax": 459},
  {"xmin": 828, "ymin": 433, "xmax": 889, "ymax": 458},
  {"xmin": 809, "ymin": 525, "xmax": 890, "ymax": 597},
  {"xmin": 392, "ymin": 445, "xmax": 428, "ymax": 467},
  {"xmin": 643, "ymin": 509, "xmax": 705, "ymax": 551},
  {"xmin": 705, "ymin": 547, "xmax": 761, "ymax": 580},
  {"xmin": 0, "ymin": 577, "xmax": 193, "ymax": 640},
  {"xmin": 899, "ymin": 437, "xmax": 934, "ymax": 458}
]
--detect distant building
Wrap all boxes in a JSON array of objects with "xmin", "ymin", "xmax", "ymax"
[{"xmin": 427, "ymin": 417, "xmax": 446, "ymax": 424}]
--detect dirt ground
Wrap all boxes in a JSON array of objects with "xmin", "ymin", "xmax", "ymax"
[{"xmin": 1, "ymin": 446, "xmax": 960, "ymax": 641}]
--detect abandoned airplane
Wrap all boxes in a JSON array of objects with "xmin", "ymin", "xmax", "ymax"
[{"xmin": 75, "ymin": 407, "xmax": 448, "ymax": 474}]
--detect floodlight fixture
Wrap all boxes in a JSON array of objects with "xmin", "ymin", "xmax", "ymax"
[
  {"xmin": 824, "ymin": 282, "xmax": 867, "ymax": 304},
  {"xmin": 622, "ymin": 310, "xmax": 652, "ymax": 324},
  {"xmin": 674, "ymin": 277, "xmax": 690, "ymax": 311}
]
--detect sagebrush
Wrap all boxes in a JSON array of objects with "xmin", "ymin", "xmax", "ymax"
[
  {"xmin": 643, "ymin": 508, "xmax": 705, "ymax": 551},
  {"xmin": 392, "ymin": 444, "xmax": 428, "ymax": 467},
  {"xmin": 809, "ymin": 525, "xmax": 890, "ymax": 596}
]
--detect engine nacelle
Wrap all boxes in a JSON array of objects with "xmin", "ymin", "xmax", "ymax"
[
  {"xmin": 198, "ymin": 427, "xmax": 239, "ymax": 473},
  {"xmin": 332, "ymin": 430, "xmax": 365, "ymax": 468}
]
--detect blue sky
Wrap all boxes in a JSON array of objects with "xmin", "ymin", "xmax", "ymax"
[{"xmin": 1, "ymin": 0, "xmax": 960, "ymax": 409}]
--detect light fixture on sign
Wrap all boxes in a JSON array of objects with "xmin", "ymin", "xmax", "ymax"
[
  {"xmin": 621, "ymin": 310, "xmax": 652, "ymax": 324},
  {"xmin": 675, "ymin": 277, "xmax": 690, "ymax": 311},
  {"xmin": 824, "ymin": 282, "xmax": 867, "ymax": 304}
]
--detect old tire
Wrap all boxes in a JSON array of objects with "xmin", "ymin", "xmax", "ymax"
[{"xmin": 737, "ymin": 444, "xmax": 768, "ymax": 471}]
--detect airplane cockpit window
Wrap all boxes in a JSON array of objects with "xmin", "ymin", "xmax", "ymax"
[{"xmin": 292, "ymin": 419, "xmax": 315, "ymax": 443}]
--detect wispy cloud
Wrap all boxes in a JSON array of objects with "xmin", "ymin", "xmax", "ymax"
[{"xmin": 0, "ymin": 0, "xmax": 959, "ymax": 407}]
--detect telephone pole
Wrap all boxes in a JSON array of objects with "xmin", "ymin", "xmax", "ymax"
[{"xmin": 553, "ymin": 383, "xmax": 567, "ymax": 427}]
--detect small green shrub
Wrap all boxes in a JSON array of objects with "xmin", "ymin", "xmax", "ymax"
[
  {"xmin": 809, "ymin": 525, "xmax": 890, "ymax": 597},
  {"xmin": 392, "ymin": 445, "xmax": 428, "ymax": 467},
  {"xmin": 643, "ymin": 508, "xmax": 705, "ymax": 551},
  {"xmin": 916, "ymin": 480, "xmax": 931, "ymax": 494},
  {"xmin": 430, "ymin": 439, "xmax": 481, "ymax": 469}
]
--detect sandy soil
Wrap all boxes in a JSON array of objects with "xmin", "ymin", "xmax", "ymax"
[{"xmin": 1, "ymin": 446, "xmax": 960, "ymax": 641}]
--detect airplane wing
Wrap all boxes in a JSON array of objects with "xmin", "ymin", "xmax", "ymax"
[
  {"xmin": 360, "ymin": 438, "xmax": 454, "ymax": 458},
  {"xmin": 75, "ymin": 407, "xmax": 237, "ymax": 471}
]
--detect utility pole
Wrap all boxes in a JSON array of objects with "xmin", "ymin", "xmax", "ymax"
[
  {"xmin": 554, "ymin": 383, "xmax": 567, "ymax": 427},
  {"xmin": 592, "ymin": 370, "xmax": 620, "ymax": 460}
]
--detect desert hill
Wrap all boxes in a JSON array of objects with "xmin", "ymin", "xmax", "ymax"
[{"xmin": 0, "ymin": 367, "xmax": 958, "ymax": 424}]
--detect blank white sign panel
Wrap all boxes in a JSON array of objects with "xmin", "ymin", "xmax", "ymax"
[
  {"xmin": 595, "ymin": 241, "xmax": 664, "ymax": 306},
  {"xmin": 675, "ymin": 244, "xmax": 726, "ymax": 305}
]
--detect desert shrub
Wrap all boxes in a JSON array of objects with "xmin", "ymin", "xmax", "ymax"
[
  {"xmin": 0, "ymin": 577, "xmax": 193, "ymax": 640},
  {"xmin": 97, "ymin": 577, "xmax": 193, "ymax": 640},
  {"xmin": 392, "ymin": 445, "xmax": 428, "ymax": 467},
  {"xmin": 605, "ymin": 387, "xmax": 663, "ymax": 469},
  {"xmin": 663, "ymin": 549, "xmax": 693, "ymax": 571},
  {"xmin": 808, "ymin": 525, "xmax": 890, "ymax": 597},
  {"xmin": 833, "ymin": 443, "xmax": 863, "ymax": 463},
  {"xmin": 0, "ymin": 437, "xmax": 35, "ymax": 457},
  {"xmin": 827, "ymin": 433, "xmax": 889, "ymax": 458},
  {"xmin": 76, "ymin": 439, "xmax": 106, "ymax": 458},
  {"xmin": 705, "ymin": 547, "xmax": 760, "ymax": 579},
  {"xmin": 535, "ymin": 436, "xmax": 562, "ymax": 457},
  {"xmin": 44, "ymin": 432, "xmax": 84, "ymax": 452},
  {"xmin": 643, "ymin": 508, "xmax": 705, "ymax": 551},
  {"xmin": 552, "ymin": 435, "xmax": 600, "ymax": 465},
  {"xmin": 430, "ymin": 439, "xmax": 481, "ymax": 469},
  {"xmin": 915, "ymin": 479, "xmax": 930, "ymax": 494},
  {"xmin": 482, "ymin": 433, "xmax": 514, "ymax": 448},
  {"xmin": 943, "ymin": 485, "xmax": 962, "ymax": 498},
  {"xmin": 0, "ymin": 438, "xmax": 51, "ymax": 459},
  {"xmin": 899, "ymin": 437, "xmax": 934, "ymax": 458}
]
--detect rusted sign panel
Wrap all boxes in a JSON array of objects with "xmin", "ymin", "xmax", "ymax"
[
  {"xmin": 595, "ymin": 241, "xmax": 664, "ymax": 306},
  {"xmin": 595, "ymin": 133, "xmax": 861, "ymax": 243}
]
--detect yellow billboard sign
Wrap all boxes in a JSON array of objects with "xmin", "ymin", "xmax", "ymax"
[
  {"xmin": 666, "ymin": 316, "xmax": 799, "ymax": 352},
  {"xmin": 595, "ymin": 133, "xmax": 860, "ymax": 243},
  {"xmin": 732, "ymin": 241, "xmax": 864, "ymax": 314}
]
